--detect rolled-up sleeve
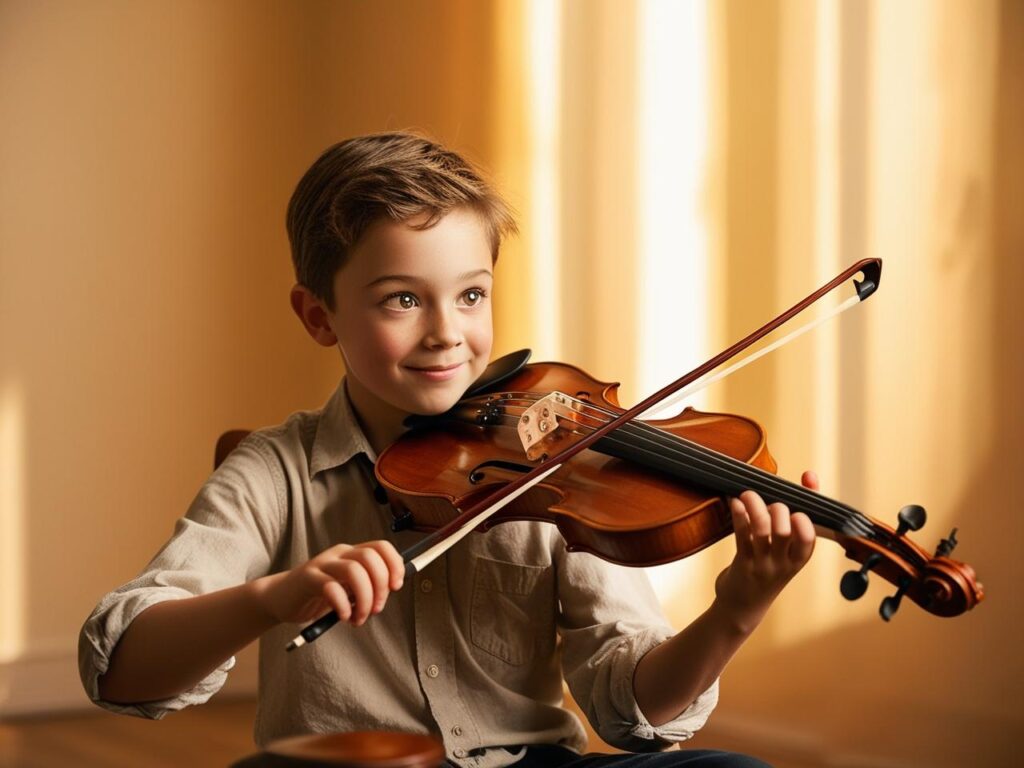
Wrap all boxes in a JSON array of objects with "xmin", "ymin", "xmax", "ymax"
[
  {"xmin": 554, "ymin": 536, "xmax": 718, "ymax": 751},
  {"xmin": 78, "ymin": 434, "xmax": 284, "ymax": 719}
]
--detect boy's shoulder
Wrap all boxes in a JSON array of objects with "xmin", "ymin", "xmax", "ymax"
[
  {"xmin": 240, "ymin": 407, "xmax": 320, "ymax": 464},
  {"xmin": 229, "ymin": 380, "xmax": 370, "ymax": 481}
]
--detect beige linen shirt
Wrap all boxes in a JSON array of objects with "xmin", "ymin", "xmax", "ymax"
[{"xmin": 79, "ymin": 380, "xmax": 718, "ymax": 766}]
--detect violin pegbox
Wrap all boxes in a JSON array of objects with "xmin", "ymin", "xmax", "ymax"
[{"xmin": 838, "ymin": 504, "xmax": 983, "ymax": 620}]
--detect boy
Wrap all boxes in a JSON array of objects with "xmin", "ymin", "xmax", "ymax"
[{"xmin": 80, "ymin": 132, "xmax": 818, "ymax": 768}]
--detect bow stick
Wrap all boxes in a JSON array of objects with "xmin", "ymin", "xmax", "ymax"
[{"xmin": 287, "ymin": 258, "xmax": 882, "ymax": 650}]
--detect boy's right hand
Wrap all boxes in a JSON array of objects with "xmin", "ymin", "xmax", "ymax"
[{"xmin": 256, "ymin": 540, "xmax": 405, "ymax": 627}]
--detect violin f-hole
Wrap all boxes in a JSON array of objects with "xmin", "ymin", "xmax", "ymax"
[{"xmin": 468, "ymin": 460, "xmax": 534, "ymax": 484}]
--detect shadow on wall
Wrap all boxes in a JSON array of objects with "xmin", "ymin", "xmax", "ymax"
[{"xmin": 693, "ymin": 3, "xmax": 1024, "ymax": 763}]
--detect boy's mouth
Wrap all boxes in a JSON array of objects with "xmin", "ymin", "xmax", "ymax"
[
  {"xmin": 407, "ymin": 363, "xmax": 463, "ymax": 372},
  {"xmin": 406, "ymin": 362, "xmax": 464, "ymax": 382}
]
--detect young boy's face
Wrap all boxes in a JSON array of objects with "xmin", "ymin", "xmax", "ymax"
[{"xmin": 329, "ymin": 206, "xmax": 494, "ymax": 421}]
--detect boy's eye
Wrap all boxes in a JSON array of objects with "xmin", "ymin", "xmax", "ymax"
[
  {"xmin": 461, "ymin": 288, "xmax": 487, "ymax": 307},
  {"xmin": 382, "ymin": 292, "xmax": 419, "ymax": 311}
]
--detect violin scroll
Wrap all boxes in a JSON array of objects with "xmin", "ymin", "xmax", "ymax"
[{"xmin": 837, "ymin": 507, "xmax": 984, "ymax": 620}]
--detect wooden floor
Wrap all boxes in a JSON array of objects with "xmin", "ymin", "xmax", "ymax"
[
  {"xmin": 0, "ymin": 696, "xmax": 260, "ymax": 768},
  {"xmin": 0, "ymin": 697, "xmax": 821, "ymax": 768}
]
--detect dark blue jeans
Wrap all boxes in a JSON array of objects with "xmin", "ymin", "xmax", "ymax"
[
  {"xmin": 233, "ymin": 744, "xmax": 771, "ymax": 768},
  {"xmin": 449, "ymin": 745, "xmax": 771, "ymax": 768}
]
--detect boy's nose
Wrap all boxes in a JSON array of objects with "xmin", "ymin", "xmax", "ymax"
[{"xmin": 423, "ymin": 309, "xmax": 462, "ymax": 349}]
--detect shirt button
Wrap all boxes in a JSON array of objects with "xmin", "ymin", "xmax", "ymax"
[
  {"xmin": 420, "ymin": 579, "xmax": 433, "ymax": 593},
  {"xmin": 426, "ymin": 664, "xmax": 440, "ymax": 678},
  {"xmin": 451, "ymin": 725, "xmax": 463, "ymax": 737},
  {"xmin": 453, "ymin": 748, "xmax": 467, "ymax": 758}
]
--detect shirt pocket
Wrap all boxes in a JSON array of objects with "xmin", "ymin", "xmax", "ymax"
[{"xmin": 470, "ymin": 556, "xmax": 553, "ymax": 666}]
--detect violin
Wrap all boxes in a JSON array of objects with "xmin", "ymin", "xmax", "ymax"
[
  {"xmin": 377, "ymin": 355, "xmax": 982, "ymax": 620},
  {"xmin": 286, "ymin": 258, "xmax": 982, "ymax": 651}
]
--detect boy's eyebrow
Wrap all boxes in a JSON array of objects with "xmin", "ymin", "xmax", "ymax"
[
  {"xmin": 364, "ymin": 269, "xmax": 493, "ymax": 288},
  {"xmin": 458, "ymin": 268, "xmax": 493, "ymax": 281}
]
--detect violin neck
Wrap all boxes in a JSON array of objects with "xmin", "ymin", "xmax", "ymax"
[{"xmin": 592, "ymin": 421, "xmax": 874, "ymax": 538}]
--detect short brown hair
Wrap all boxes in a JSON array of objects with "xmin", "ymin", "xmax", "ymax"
[{"xmin": 286, "ymin": 132, "xmax": 518, "ymax": 310}]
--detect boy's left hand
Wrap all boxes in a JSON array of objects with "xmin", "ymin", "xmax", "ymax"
[{"xmin": 713, "ymin": 470, "xmax": 818, "ymax": 634}]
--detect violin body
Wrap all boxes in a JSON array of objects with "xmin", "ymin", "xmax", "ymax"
[
  {"xmin": 378, "ymin": 362, "xmax": 776, "ymax": 566},
  {"xmin": 376, "ymin": 359, "xmax": 983, "ymax": 619}
]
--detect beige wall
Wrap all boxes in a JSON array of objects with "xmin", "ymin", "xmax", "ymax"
[
  {"xmin": 690, "ymin": 2, "xmax": 1023, "ymax": 766},
  {"xmin": 0, "ymin": 0, "xmax": 519, "ymax": 708},
  {"xmin": 2, "ymin": 1, "xmax": 1022, "ymax": 766}
]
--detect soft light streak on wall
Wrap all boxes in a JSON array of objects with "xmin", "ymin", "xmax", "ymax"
[
  {"xmin": 0, "ymin": 380, "xmax": 25, "ymax": 667},
  {"xmin": 637, "ymin": 0, "xmax": 709, "ymax": 411},
  {"xmin": 526, "ymin": 0, "xmax": 563, "ymax": 360},
  {"xmin": 637, "ymin": 0, "xmax": 712, "ymax": 605},
  {"xmin": 813, "ymin": 0, "xmax": 841, "ymax": 494}
]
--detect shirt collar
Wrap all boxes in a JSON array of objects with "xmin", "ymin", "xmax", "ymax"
[{"xmin": 309, "ymin": 378, "xmax": 377, "ymax": 479}]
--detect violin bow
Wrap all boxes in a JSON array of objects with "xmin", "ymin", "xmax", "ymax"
[
  {"xmin": 640, "ymin": 259, "xmax": 881, "ymax": 418},
  {"xmin": 287, "ymin": 258, "xmax": 881, "ymax": 650}
]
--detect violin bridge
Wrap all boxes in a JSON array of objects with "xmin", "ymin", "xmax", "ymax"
[{"xmin": 517, "ymin": 391, "xmax": 587, "ymax": 461}]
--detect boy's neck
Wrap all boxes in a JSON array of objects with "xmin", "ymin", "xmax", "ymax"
[{"xmin": 343, "ymin": 378, "xmax": 409, "ymax": 457}]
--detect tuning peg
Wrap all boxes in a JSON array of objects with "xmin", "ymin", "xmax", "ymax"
[
  {"xmin": 935, "ymin": 527, "xmax": 959, "ymax": 558},
  {"xmin": 840, "ymin": 552, "xmax": 882, "ymax": 600},
  {"xmin": 880, "ymin": 576, "xmax": 912, "ymax": 621},
  {"xmin": 896, "ymin": 504, "xmax": 926, "ymax": 536}
]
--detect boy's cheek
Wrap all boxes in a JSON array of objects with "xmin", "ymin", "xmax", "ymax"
[
  {"xmin": 342, "ymin": 325, "xmax": 409, "ymax": 368},
  {"xmin": 469, "ymin": 313, "xmax": 494, "ymax": 360}
]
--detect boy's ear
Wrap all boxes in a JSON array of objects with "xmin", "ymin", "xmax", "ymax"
[{"xmin": 289, "ymin": 283, "xmax": 339, "ymax": 347}]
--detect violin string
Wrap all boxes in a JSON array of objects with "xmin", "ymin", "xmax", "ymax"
[
  {"xmin": 457, "ymin": 394, "xmax": 882, "ymax": 541},
  {"xmin": 473, "ymin": 394, "xmax": 871, "ymax": 536},
  {"xmin": 452, "ymin": 394, "xmax": 925, "ymax": 565},
  {"xmin": 622, "ymin": 423, "xmax": 874, "ymax": 536},
  {"xmin": 448, "ymin": 403, "xmax": 929, "ymax": 565},
  {"xmin": 453, "ymin": 397, "xmax": 866, "ymax": 536},
  {"xmin": 609, "ymin": 416, "xmax": 926, "ymax": 564},
  {"xmin": 559, "ymin": 400, "xmax": 874, "ymax": 534},
  {"xmin": 565, "ymin": 411, "xmax": 868, "ymax": 537},
  {"xmin": 544, "ymin": 397, "xmax": 926, "ymax": 563}
]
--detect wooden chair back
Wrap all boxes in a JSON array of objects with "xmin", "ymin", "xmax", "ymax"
[{"xmin": 214, "ymin": 429, "xmax": 252, "ymax": 469}]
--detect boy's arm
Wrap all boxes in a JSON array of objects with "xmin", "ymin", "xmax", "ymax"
[
  {"xmin": 98, "ymin": 540, "xmax": 405, "ymax": 705},
  {"xmin": 97, "ymin": 578, "xmax": 277, "ymax": 704},
  {"xmin": 633, "ymin": 472, "xmax": 818, "ymax": 726}
]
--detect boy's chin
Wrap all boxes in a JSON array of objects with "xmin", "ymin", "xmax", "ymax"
[
  {"xmin": 399, "ymin": 370, "xmax": 481, "ymax": 416},
  {"xmin": 405, "ymin": 392, "xmax": 463, "ymax": 417}
]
